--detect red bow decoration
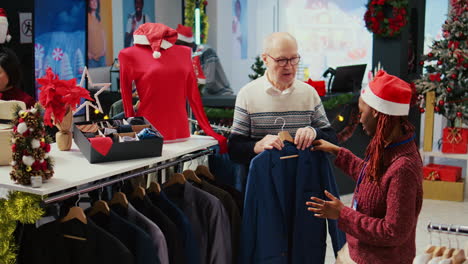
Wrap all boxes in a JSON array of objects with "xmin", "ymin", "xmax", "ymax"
[
  {"xmin": 447, "ymin": 127, "xmax": 463, "ymax": 144},
  {"xmin": 37, "ymin": 68, "xmax": 93, "ymax": 127},
  {"xmin": 424, "ymin": 171, "xmax": 440, "ymax": 181},
  {"xmin": 305, "ymin": 79, "xmax": 326, "ymax": 96}
]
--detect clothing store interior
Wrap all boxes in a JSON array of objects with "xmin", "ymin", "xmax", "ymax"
[{"xmin": 0, "ymin": 0, "xmax": 467, "ymax": 263}]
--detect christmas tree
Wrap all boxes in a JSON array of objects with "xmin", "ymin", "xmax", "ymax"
[
  {"xmin": 10, "ymin": 104, "xmax": 54, "ymax": 185},
  {"xmin": 415, "ymin": 0, "xmax": 467, "ymax": 127},
  {"xmin": 74, "ymin": 48, "xmax": 85, "ymax": 79},
  {"xmin": 249, "ymin": 55, "xmax": 266, "ymax": 80},
  {"xmin": 60, "ymin": 53, "xmax": 74, "ymax": 80}
]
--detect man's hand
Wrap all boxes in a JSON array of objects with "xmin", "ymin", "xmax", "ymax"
[
  {"xmin": 306, "ymin": 190, "xmax": 344, "ymax": 220},
  {"xmin": 311, "ymin": 139, "xmax": 340, "ymax": 156},
  {"xmin": 294, "ymin": 127, "xmax": 316, "ymax": 150},
  {"xmin": 254, "ymin": 134, "xmax": 284, "ymax": 154}
]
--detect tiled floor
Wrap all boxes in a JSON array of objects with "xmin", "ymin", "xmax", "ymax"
[{"xmin": 324, "ymin": 194, "xmax": 468, "ymax": 263}]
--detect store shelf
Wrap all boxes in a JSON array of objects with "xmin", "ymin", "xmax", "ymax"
[
  {"xmin": 0, "ymin": 135, "xmax": 217, "ymax": 197},
  {"xmin": 421, "ymin": 150, "xmax": 468, "ymax": 160}
]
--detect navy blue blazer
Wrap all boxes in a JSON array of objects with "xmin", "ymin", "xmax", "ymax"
[{"xmin": 239, "ymin": 143, "xmax": 346, "ymax": 264}]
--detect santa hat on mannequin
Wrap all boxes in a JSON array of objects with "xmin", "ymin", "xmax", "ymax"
[
  {"xmin": 176, "ymin": 24, "xmax": 194, "ymax": 43},
  {"xmin": 360, "ymin": 70, "xmax": 412, "ymax": 116},
  {"xmin": 133, "ymin": 23, "xmax": 178, "ymax": 59},
  {"xmin": 0, "ymin": 8, "xmax": 12, "ymax": 44}
]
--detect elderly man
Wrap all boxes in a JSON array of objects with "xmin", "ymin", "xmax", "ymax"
[{"xmin": 228, "ymin": 32, "xmax": 337, "ymax": 165}]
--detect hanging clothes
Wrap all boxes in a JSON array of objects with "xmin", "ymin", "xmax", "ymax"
[
  {"xmin": 118, "ymin": 44, "xmax": 227, "ymax": 152},
  {"xmin": 148, "ymin": 190, "xmax": 200, "ymax": 264},
  {"xmin": 190, "ymin": 180, "xmax": 241, "ymax": 264},
  {"xmin": 129, "ymin": 195, "xmax": 185, "ymax": 264},
  {"xmin": 239, "ymin": 142, "xmax": 346, "ymax": 264},
  {"xmin": 89, "ymin": 210, "xmax": 158, "ymax": 264},
  {"xmin": 111, "ymin": 203, "xmax": 169, "ymax": 264},
  {"xmin": 22, "ymin": 219, "xmax": 134, "ymax": 264},
  {"xmin": 164, "ymin": 182, "xmax": 232, "ymax": 264}
]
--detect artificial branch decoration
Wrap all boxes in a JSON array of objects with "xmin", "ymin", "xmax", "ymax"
[
  {"xmin": 10, "ymin": 104, "xmax": 55, "ymax": 185},
  {"xmin": 415, "ymin": 0, "xmax": 467, "ymax": 126}
]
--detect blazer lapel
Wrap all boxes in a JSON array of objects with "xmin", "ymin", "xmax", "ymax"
[{"xmin": 270, "ymin": 150, "xmax": 287, "ymax": 226}]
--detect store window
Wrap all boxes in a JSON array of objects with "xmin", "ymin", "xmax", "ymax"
[{"xmin": 284, "ymin": 0, "xmax": 373, "ymax": 81}]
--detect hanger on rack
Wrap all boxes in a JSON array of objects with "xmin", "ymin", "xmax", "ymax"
[
  {"xmin": 163, "ymin": 173, "xmax": 186, "ymax": 188},
  {"xmin": 183, "ymin": 157, "xmax": 202, "ymax": 184},
  {"xmin": 131, "ymin": 184, "xmax": 146, "ymax": 200},
  {"xmin": 441, "ymin": 224, "xmax": 455, "ymax": 259},
  {"xmin": 451, "ymin": 226, "xmax": 466, "ymax": 264},
  {"xmin": 60, "ymin": 193, "xmax": 87, "ymax": 225},
  {"xmin": 148, "ymin": 181, "xmax": 161, "ymax": 194},
  {"xmin": 425, "ymin": 222, "xmax": 436, "ymax": 254},
  {"xmin": 274, "ymin": 117, "xmax": 298, "ymax": 160},
  {"xmin": 109, "ymin": 181, "xmax": 129, "ymax": 208},
  {"xmin": 195, "ymin": 165, "xmax": 215, "ymax": 181},
  {"xmin": 88, "ymin": 188, "xmax": 110, "ymax": 217},
  {"xmin": 60, "ymin": 194, "xmax": 88, "ymax": 241},
  {"xmin": 433, "ymin": 225, "xmax": 447, "ymax": 258}
]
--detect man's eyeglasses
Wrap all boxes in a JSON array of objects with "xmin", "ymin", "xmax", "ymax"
[{"xmin": 267, "ymin": 54, "xmax": 301, "ymax": 67}]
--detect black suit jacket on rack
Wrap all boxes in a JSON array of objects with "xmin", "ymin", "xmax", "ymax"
[
  {"xmin": 129, "ymin": 195, "xmax": 185, "ymax": 264},
  {"xmin": 24, "ymin": 218, "xmax": 134, "ymax": 264}
]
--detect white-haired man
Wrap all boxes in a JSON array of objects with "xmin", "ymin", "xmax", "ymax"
[{"xmin": 228, "ymin": 32, "xmax": 337, "ymax": 165}]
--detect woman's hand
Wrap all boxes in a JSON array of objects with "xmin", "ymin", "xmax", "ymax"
[
  {"xmin": 306, "ymin": 190, "xmax": 344, "ymax": 220},
  {"xmin": 311, "ymin": 139, "xmax": 340, "ymax": 156}
]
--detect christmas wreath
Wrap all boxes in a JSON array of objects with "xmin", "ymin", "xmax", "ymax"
[{"xmin": 364, "ymin": 0, "xmax": 409, "ymax": 37}]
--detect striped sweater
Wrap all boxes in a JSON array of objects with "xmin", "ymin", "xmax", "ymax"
[{"xmin": 228, "ymin": 75, "xmax": 337, "ymax": 164}]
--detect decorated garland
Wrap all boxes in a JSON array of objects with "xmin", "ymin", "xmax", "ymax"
[
  {"xmin": 364, "ymin": 0, "xmax": 409, "ymax": 37},
  {"xmin": 184, "ymin": 0, "xmax": 209, "ymax": 44},
  {"xmin": 0, "ymin": 191, "xmax": 44, "ymax": 263},
  {"xmin": 10, "ymin": 104, "xmax": 55, "ymax": 185}
]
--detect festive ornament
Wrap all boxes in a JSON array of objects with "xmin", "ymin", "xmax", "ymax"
[
  {"xmin": 22, "ymin": 155, "xmax": 35, "ymax": 166},
  {"xmin": 428, "ymin": 52, "xmax": 433, "ymax": 57},
  {"xmin": 25, "ymin": 166, "xmax": 32, "ymax": 172},
  {"xmin": 457, "ymin": 112, "xmax": 463, "ymax": 118},
  {"xmin": 439, "ymin": 100, "xmax": 445, "ymax": 106},
  {"xmin": 419, "ymin": 61, "xmax": 424, "ymax": 66},
  {"xmin": 16, "ymin": 122, "xmax": 28, "ymax": 134},
  {"xmin": 437, "ymin": 60, "xmax": 443, "ymax": 65},
  {"xmin": 31, "ymin": 139, "xmax": 40, "ymax": 149},
  {"xmin": 451, "ymin": 73, "xmax": 457, "ymax": 79},
  {"xmin": 364, "ymin": 0, "xmax": 409, "ymax": 38},
  {"xmin": 435, "ymin": 106, "xmax": 440, "ymax": 112},
  {"xmin": 419, "ymin": 108, "xmax": 425, "ymax": 113},
  {"xmin": 446, "ymin": 87, "xmax": 453, "ymax": 93}
]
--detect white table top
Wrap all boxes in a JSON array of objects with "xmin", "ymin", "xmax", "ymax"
[{"xmin": 0, "ymin": 135, "xmax": 217, "ymax": 196}]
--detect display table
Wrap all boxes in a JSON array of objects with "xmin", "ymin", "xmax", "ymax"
[{"xmin": 0, "ymin": 135, "xmax": 217, "ymax": 197}]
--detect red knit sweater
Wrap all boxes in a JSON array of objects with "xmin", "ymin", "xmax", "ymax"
[
  {"xmin": 0, "ymin": 86, "xmax": 36, "ymax": 109},
  {"xmin": 119, "ymin": 44, "xmax": 227, "ymax": 152},
  {"xmin": 335, "ymin": 134, "xmax": 423, "ymax": 264}
]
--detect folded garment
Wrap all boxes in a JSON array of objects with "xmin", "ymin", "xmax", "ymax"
[
  {"xmin": 137, "ymin": 127, "xmax": 163, "ymax": 140},
  {"xmin": 117, "ymin": 125, "xmax": 133, "ymax": 133},
  {"xmin": 76, "ymin": 124, "xmax": 99, "ymax": 133}
]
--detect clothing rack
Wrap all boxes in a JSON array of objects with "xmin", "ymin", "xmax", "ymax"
[
  {"xmin": 42, "ymin": 148, "xmax": 214, "ymax": 204},
  {"xmin": 189, "ymin": 118, "xmax": 231, "ymax": 133},
  {"xmin": 427, "ymin": 223, "xmax": 468, "ymax": 236}
]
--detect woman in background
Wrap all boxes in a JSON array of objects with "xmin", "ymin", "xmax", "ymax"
[
  {"xmin": 0, "ymin": 46, "xmax": 35, "ymax": 108},
  {"xmin": 88, "ymin": 0, "xmax": 106, "ymax": 68}
]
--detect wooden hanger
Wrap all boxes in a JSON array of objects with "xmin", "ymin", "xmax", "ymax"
[
  {"xmin": 131, "ymin": 185, "xmax": 146, "ymax": 200},
  {"xmin": 109, "ymin": 191, "xmax": 128, "ymax": 209},
  {"xmin": 425, "ymin": 244, "xmax": 436, "ymax": 254},
  {"xmin": 163, "ymin": 173, "xmax": 186, "ymax": 188},
  {"xmin": 195, "ymin": 165, "xmax": 215, "ymax": 181},
  {"xmin": 451, "ymin": 249, "xmax": 466, "ymax": 264},
  {"xmin": 275, "ymin": 117, "xmax": 298, "ymax": 159},
  {"xmin": 183, "ymin": 170, "xmax": 202, "ymax": 184},
  {"xmin": 60, "ymin": 206, "xmax": 88, "ymax": 224},
  {"xmin": 87, "ymin": 200, "xmax": 110, "ymax": 217},
  {"xmin": 442, "ymin": 247, "xmax": 455, "ymax": 259},
  {"xmin": 148, "ymin": 182, "xmax": 161, "ymax": 194}
]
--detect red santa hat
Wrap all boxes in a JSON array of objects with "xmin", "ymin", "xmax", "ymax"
[
  {"xmin": 176, "ymin": 24, "xmax": 194, "ymax": 43},
  {"xmin": 360, "ymin": 70, "xmax": 412, "ymax": 116},
  {"xmin": 133, "ymin": 23, "xmax": 178, "ymax": 59},
  {"xmin": 0, "ymin": 8, "xmax": 12, "ymax": 44}
]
